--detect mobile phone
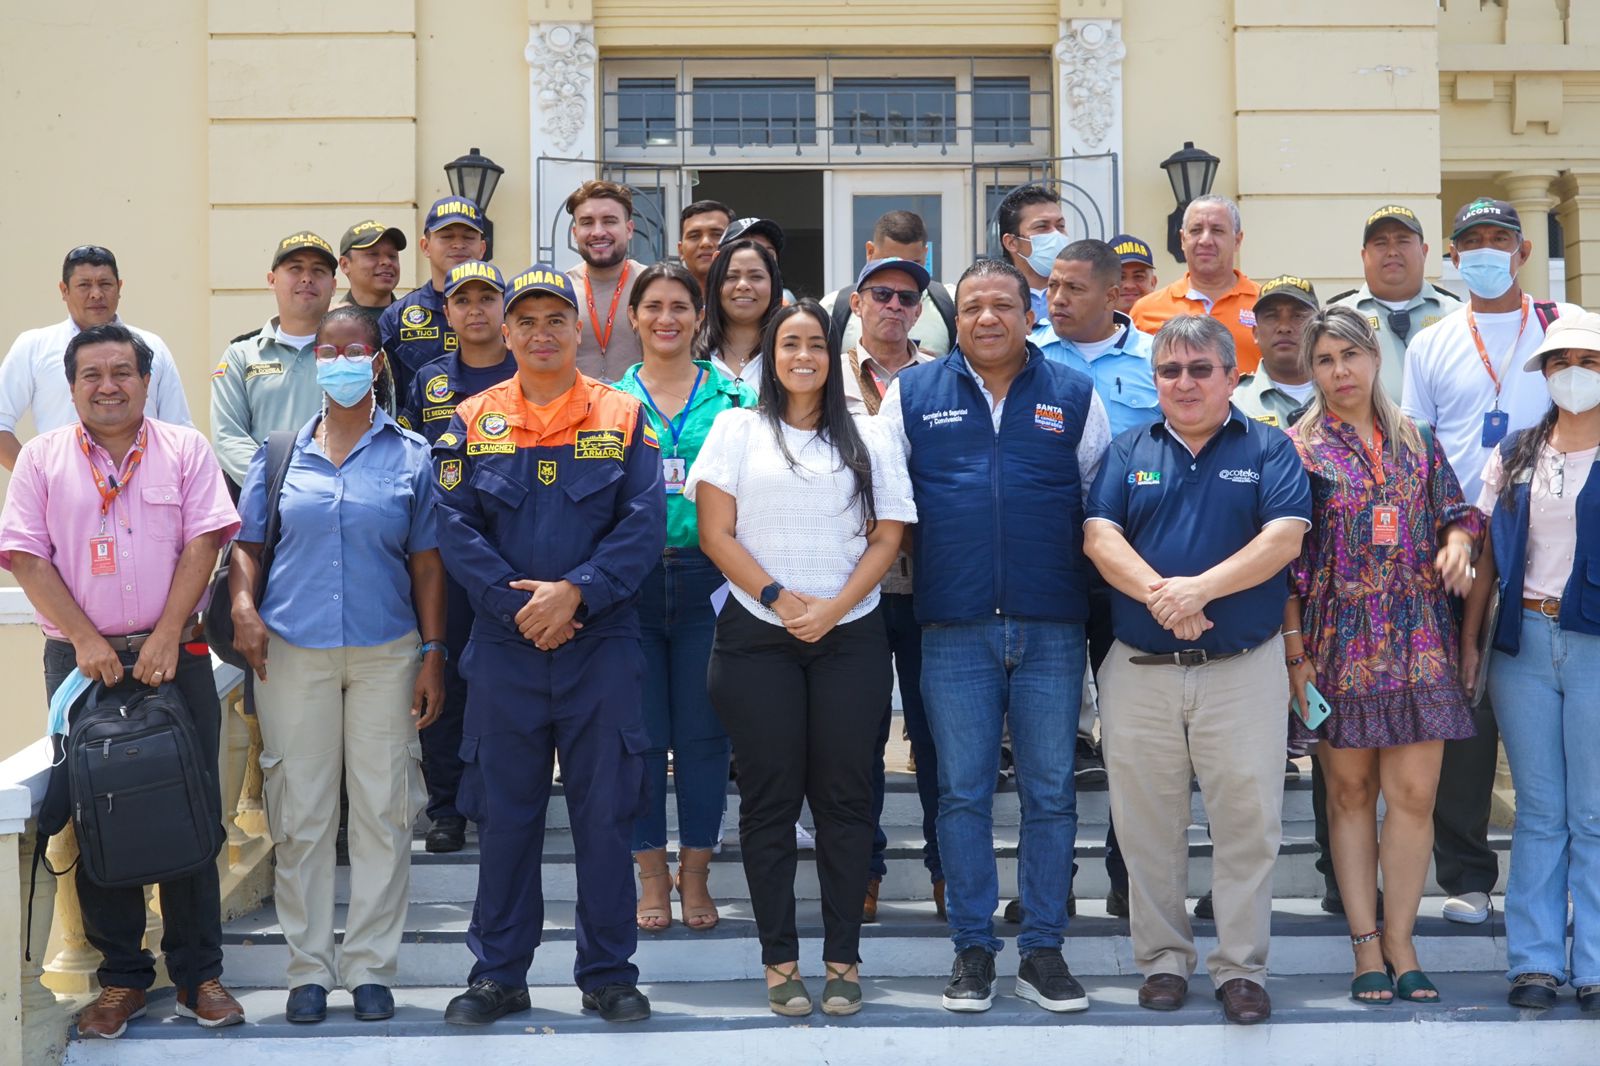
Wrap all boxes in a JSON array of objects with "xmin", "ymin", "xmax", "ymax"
[{"xmin": 1293, "ymin": 682, "xmax": 1333, "ymax": 730}]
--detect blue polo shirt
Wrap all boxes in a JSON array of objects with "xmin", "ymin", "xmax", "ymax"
[
  {"xmin": 1032, "ymin": 311, "xmax": 1160, "ymax": 436},
  {"xmin": 1085, "ymin": 405, "xmax": 1310, "ymax": 654},
  {"xmin": 238, "ymin": 408, "xmax": 437, "ymax": 649}
]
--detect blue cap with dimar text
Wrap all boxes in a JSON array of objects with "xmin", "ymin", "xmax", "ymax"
[
  {"xmin": 503, "ymin": 264, "xmax": 579, "ymax": 313},
  {"xmin": 424, "ymin": 196, "xmax": 486, "ymax": 234},
  {"xmin": 856, "ymin": 256, "xmax": 931, "ymax": 293},
  {"xmin": 1107, "ymin": 234, "xmax": 1155, "ymax": 267},
  {"xmin": 443, "ymin": 260, "xmax": 506, "ymax": 298}
]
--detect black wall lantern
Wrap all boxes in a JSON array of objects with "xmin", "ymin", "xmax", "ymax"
[
  {"xmin": 443, "ymin": 147, "xmax": 505, "ymax": 259},
  {"xmin": 1159, "ymin": 141, "xmax": 1220, "ymax": 263}
]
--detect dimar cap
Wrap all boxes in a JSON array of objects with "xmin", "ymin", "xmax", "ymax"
[
  {"xmin": 1452, "ymin": 198, "xmax": 1522, "ymax": 241},
  {"xmin": 339, "ymin": 219, "xmax": 407, "ymax": 256},
  {"xmin": 1107, "ymin": 234, "xmax": 1155, "ymax": 267},
  {"xmin": 424, "ymin": 196, "xmax": 486, "ymax": 234},
  {"xmin": 1523, "ymin": 310, "xmax": 1600, "ymax": 372},
  {"xmin": 271, "ymin": 231, "xmax": 337, "ymax": 270},
  {"xmin": 1254, "ymin": 274, "xmax": 1319, "ymax": 311},
  {"xmin": 503, "ymin": 264, "xmax": 578, "ymax": 313},
  {"xmin": 443, "ymin": 260, "xmax": 506, "ymax": 299},
  {"xmin": 856, "ymin": 256, "xmax": 931, "ymax": 293},
  {"xmin": 1362, "ymin": 204, "xmax": 1424, "ymax": 243}
]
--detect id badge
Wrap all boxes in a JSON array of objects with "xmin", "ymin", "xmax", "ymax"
[
  {"xmin": 1372, "ymin": 505, "xmax": 1399, "ymax": 546},
  {"xmin": 89, "ymin": 534, "xmax": 117, "ymax": 576},
  {"xmin": 662, "ymin": 456, "xmax": 687, "ymax": 495},
  {"xmin": 1482, "ymin": 409, "xmax": 1509, "ymax": 447}
]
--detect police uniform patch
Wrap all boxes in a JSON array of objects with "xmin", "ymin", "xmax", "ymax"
[
  {"xmin": 444, "ymin": 334, "xmax": 459, "ymax": 351},
  {"xmin": 438, "ymin": 432, "xmax": 459, "ymax": 447},
  {"xmin": 423, "ymin": 405, "xmax": 457, "ymax": 422},
  {"xmin": 212, "ymin": 359, "xmax": 228, "ymax": 378},
  {"xmin": 438, "ymin": 458, "xmax": 462, "ymax": 491},
  {"xmin": 641, "ymin": 422, "xmax": 660, "ymax": 449},
  {"xmin": 404, "ymin": 306, "xmax": 432, "ymax": 327},
  {"xmin": 397, "ymin": 413, "xmax": 413, "ymax": 430},
  {"xmin": 1251, "ymin": 414, "xmax": 1280, "ymax": 427},
  {"xmin": 477, "ymin": 412, "xmax": 510, "ymax": 440},
  {"xmin": 538, "ymin": 459, "xmax": 557, "ymax": 485},
  {"xmin": 425, "ymin": 375, "xmax": 452, "ymax": 403},
  {"xmin": 245, "ymin": 361, "xmax": 284, "ymax": 380},
  {"xmin": 1368, "ymin": 315, "xmax": 1381, "ymax": 331},
  {"xmin": 574, "ymin": 429, "xmax": 625, "ymax": 461}
]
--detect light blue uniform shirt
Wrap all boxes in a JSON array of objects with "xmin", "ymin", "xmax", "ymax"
[
  {"xmin": 1031, "ymin": 311, "xmax": 1160, "ymax": 437},
  {"xmin": 238, "ymin": 407, "xmax": 437, "ymax": 649}
]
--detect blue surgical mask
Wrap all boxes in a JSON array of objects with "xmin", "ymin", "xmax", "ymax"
[
  {"xmin": 317, "ymin": 357, "xmax": 375, "ymax": 408},
  {"xmin": 1457, "ymin": 247, "xmax": 1516, "ymax": 301},
  {"xmin": 1021, "ymin": 230, "xmax": 1070, "ymax": 280}
]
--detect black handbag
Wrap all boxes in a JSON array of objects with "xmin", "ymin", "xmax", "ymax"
[{"xmin": 203, "ymin": 431, "xmax": 295, "ymax": 670}]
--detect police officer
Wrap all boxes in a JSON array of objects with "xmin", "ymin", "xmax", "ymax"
[
  {"xmin": 338, "ymin": 220, "xmax": 407, "ymax": 324},
  {"xmin": 398, "ymin": 260, "xmax": 517, "ymax": 854},
  {"xmin": 434, "ymin": 264, "xmax": 664, "ymax": 1026},
  {"xmin": 1329, "ymin": 205, "xmax": 1461, "ymax": 401},
  {"xmin": 1234, "ymin": 275, "xmax": 1320, "ymax": 429},
  {"xmin": 379, "ymin": 196, "xmax": 487, "ymax": 401}
]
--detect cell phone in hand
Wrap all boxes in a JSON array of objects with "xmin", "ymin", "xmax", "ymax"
[{"xmin": 1293, "ymin": 682, "xmax": 1332, "ymax": 730}]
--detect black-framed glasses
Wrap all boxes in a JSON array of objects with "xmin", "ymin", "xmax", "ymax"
[
  {"xmin": 313, "ymin": 343, "xmax": 376, "ymax": 363},
  {"xmin": 1386, "ymin": 309, "xmax": 1413, "ymax": 344},
  {"xmin": 1155, "ymin": 361, "xmax": 1222, "ymax": 381},
  {"xmin": 65, "ymin": 245, "xmax": 114, "ymax": 261},
  {"xmin": 864, "ymin": 286, "xmax": 920, "ymax": 309}
]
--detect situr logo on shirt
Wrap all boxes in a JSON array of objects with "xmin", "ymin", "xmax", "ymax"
[
  {"xmin": 1128, "ymin": 470, "xmax": 1161, "ymax": 486},
  {"xmin": 1218, "ymin": 468, "xmax": 1260, "ymax": 484},
  {"xmin": 921, "ymin": 408, "xmax": 968, "ymax": 427}
]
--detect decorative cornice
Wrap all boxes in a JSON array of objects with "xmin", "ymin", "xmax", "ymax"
[
  {"xmin": 1054, "ymin": 19, "xmax": 1125, "ymax": 150},
  {"xmin": 525, "ymin": 22, "xmax": 598, "ymax": 153}
]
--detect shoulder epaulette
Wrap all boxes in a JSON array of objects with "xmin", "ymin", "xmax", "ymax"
[
  {"xmin": 229, "ymin": 327, "xmax": 263, "ymax": 345},
  {"xmin": 1433, "ymin": 284, "xmax": 1461, "ymax": 302},
  {"xmin": 1326, "ymin": 289, "xmax": 1358, "ymax": 304}
]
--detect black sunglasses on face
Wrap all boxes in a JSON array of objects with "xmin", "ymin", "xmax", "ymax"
[
  {"xmin": 1154, "ymin": 362, "xmax": 1222, "ymax": 381},
  {"xmin": 864, "ymin": 286, "xmax": 920, "ymax": 309}
]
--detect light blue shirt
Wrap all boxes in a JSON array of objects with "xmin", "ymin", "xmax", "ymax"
[
  {"xmin": 238, "ymin": 408, "xmax": 437, "ymax": 649},
  {"xmin": 1031, "ymin": 311, "xmax": 1160, "ymax": 437}
]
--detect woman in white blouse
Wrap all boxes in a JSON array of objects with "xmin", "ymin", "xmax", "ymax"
[{"xmin": 687, "ymin": 298, "xmax": 916, "ymax": 1018}]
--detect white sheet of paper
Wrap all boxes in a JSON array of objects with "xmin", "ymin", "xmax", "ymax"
[{"xmin": 709, "ymin": 580, "xmax": 730, "ymax": 616}]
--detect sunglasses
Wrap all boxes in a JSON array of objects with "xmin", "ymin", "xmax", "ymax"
[
  {"xmin": 65, "ymin": 244, "xmax": 114, "ymax": 261},
  {"xmin": 313, "ymin": 343, "xmax": 377, "ymax": 363},
  {"xmin": 863, "ymin": 286, "xmax": 920, "ymax": 309},
  {"xmin": 1154, "ymin": 361, "xmax": 1223, "ymax": 381}
]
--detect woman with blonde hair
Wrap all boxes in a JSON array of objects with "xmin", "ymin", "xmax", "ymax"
[{"xmin": 1281, "ymin": 305, "xmax": 1479, "ymax": 1005}]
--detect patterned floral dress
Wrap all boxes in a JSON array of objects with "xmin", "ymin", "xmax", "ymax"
[{"xmin": 1287, "ymin": 416, "xmax": 1482, "ymax": 749}]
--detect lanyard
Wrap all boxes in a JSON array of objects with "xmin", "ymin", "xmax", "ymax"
[
  {"xmin": 1466, "ymin": 294, "xmax": 1529, "ymax": 404},
  {"xmin": 582, "ymin": 261, "xmax": 631, "ymax": 357},
  {"xmin": 633, "ymin": 367, "xmax": 704, "ymax": 455},
  {"xmin": 77, "ymin": 422, "xmax": 147, "ymax": 517},
  {"xmin": 1360, "ymin": 424, "xmax": 1386, "ymax": 488}
]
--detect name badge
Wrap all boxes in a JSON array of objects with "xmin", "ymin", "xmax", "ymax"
[
  {"xmin": 1482, "ymin": 410, "xmax": 1508, "ymax": 447},
  {"xmin": 1372, "ymin": 505, "xmax": 1399, "ymax": 547},
  {"xmin": 89, "ymin": 534, "xmax": 117, "ymax": 576},
  {"xmin": 663, "ymin": 456, "xmax": 687, "ymax": 495}
]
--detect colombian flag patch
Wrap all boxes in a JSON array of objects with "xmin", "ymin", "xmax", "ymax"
[
  {"xmin": 641, "ymin": 422, "xmax": 660, "ymax": 449},
  {"xmin": 211, "ymin": 359, "xmax": 228, "ymax": 378}
]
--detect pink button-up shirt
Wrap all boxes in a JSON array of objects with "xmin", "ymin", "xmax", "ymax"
[{"xmin": 0, "ymin": 418, "xmax": 240, "ymax": 639}]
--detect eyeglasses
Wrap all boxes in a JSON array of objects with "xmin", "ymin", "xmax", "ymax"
[
  {"xmin": 65, "ymin": 245, "xmax": 113, "ymax": 262},
  {"xmin": 1386, "ymin": 309, "xmax": 1413, "ymax": 345},
  {"xmin": 1154, "ymin": 361, "xmax": 1223, "ymax": 381},
  {"xmin": 863, "ymin": 286, "xmax": 920, "ymax": 309},
  {"xmin": 313, "ymin": 343, "xmax": 376, "ymax": 363}
]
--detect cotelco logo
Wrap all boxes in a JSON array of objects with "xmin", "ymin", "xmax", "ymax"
[{"xmin": 1218, "ymin": 468, "xmax": 1260, "ymax": 484}]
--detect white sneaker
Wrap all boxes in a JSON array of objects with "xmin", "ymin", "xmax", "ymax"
[
  {"xmin": 795, "ymin": 823, "xmax": 815, "ymax": 849},
  {"xmin": 1442, "ymin": 891, "xmax": 1491, "ymax": 924}
]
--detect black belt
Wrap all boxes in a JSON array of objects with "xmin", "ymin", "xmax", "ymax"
[
  {"xmin": 1127, "ymin": 648, "xmax": 1245, "ymax": 667},
  {"xmin": 48, "ymin": 617, "xmax": 203, "ymax": 654}
]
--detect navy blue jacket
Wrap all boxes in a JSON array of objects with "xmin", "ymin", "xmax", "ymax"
[
  {"xmin": 895, "ymin": 344, "xmax": 1095, "ymax": 625},
  {"xmin": 1489, "ymin": 431, "xmax": 1600, "ymax": 653},
  {"xmin": 379, "ymin": 283, "xmax": 457, "ymax": 401}
]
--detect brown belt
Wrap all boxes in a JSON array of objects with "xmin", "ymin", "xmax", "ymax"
[
  {"xmin": 50, "ymin": 616, "xmax": 204, "ymax": 654},
  {"xmin": 1523, "ymin": 597, "xmax": 1562, "ymax": 618},
  {"xmin": 1127, "ymin": 648, "xmax": 1245, "ymax": 667}
]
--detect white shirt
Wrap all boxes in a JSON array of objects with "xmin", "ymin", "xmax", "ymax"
[
  {"xmin": 708, "ymin": 350, "xmax": 763, "ymax": 393},
  {"xmin": 1401, "ymin": 299, "xmax": 1581, "ymax": 502},
  {"xmin": 877, "ymin": 356, "xmax": 1112, "ymax": 505},
  {"xmin": 0, "ymin": 316, "xmax": 192, "ymax": 435},
  {"xmin": 685, "ymin": 408, "xmax": 917, "ymax": 626},
  {"xmin": 1275, "ymin": 378, "xmax": 1316, "ymax": 404}
]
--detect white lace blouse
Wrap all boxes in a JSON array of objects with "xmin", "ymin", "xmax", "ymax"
[{"xmin": 685, "ymin": 408, "xmax": 917, "ymax": 626}]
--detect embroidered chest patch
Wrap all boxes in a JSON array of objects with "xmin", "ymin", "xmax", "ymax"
[{"xmin": 574, "ymin": 429, "xmax": 624, "ymax": 461}]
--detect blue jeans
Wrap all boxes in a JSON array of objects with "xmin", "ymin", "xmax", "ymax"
[
  {"xmin": 1489, "ymin": 610, "xmax": 1600, "ymax": 987},
  {"xmin": 631, "ymin": 549, "xmax": 731, "ymax": 851},
  {"xmin": 869, "ymin": 593, "xmax": 942, "ymax": 884},
  {"xmin": 922, "ymin": 616, "xmax": 1085, "ymax": 955}
]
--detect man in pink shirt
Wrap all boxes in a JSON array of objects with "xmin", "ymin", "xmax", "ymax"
[{"xmin": 0, "ymin": 323, "xmax": 243, "ymax": 1040}]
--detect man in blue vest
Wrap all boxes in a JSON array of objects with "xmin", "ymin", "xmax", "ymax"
[{"xmin": 878, "ymin": 258, "xmax": 1111, "ymax": 1015}]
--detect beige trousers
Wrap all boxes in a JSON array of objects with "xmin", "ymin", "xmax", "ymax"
[
  {"xmin": 256, "ymin": 630, "xmax": 425, "ymax": 990},
  {"xmin": 1099, "ymin": 635, "xmax": 1287, "ymax": 985}
]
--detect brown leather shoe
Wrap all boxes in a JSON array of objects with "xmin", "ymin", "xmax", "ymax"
[
  {"xmin": 175, "ymin": 978, "xmax": 246, "ymax": 1028},
  {"xmin": 933, "ymin": 879, "xmax": 947, "ymax": 921},
  {"xmin": 1214, "ymin": 978, "xmax": 1272, "ymax": 1024},
  {"xmin": 863, "ymin": 878, "xmax": 882, "ymax": 923},
  {"xmin": 77, "ymin": 986, "xmax": 147, "ymax": 1039},
  {"xmin": 1138, "ymin": 973, "xmax": 1189, "ymax": 1011}
]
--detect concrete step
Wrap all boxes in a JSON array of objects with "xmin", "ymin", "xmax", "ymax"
[
  {"xmin": 62, "ymin": 972, "xmax": 1587, "ymax": 1066},
  {"xmin": 349, "ymin": 821, "xmax": 1511, "ymax": 905},
  {"xmin": 220, "ymin": 896, "xmax": 1511, "ymax": 988}
]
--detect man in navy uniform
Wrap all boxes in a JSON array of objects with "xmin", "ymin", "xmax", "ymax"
[
  {"xmin": 433, "ymin": 264, "xmax": 664, "ymax": 1025},
  {"xmin": 399, "ymin": 260, "xmax": 518, "ymax": 853},
  {"xmin": 379, "ymin": 195, "xmax": 488, "ymax": 400}
]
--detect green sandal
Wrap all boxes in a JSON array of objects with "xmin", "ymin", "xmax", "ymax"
[
  {"xmin": 1391, "ymin": 968, "xmax": 1441, "ymax": 1003},
  {"xmin": 1349, "ymin": 930, "xmax": 1393, "ymax": 1004},
  {"xmin": 765, "ymin": 964, "xmax": 812, "ymax": 1017},
  {"xmin": 820, "ymin": 962, "xmax": 863, "ymax": 1017}
]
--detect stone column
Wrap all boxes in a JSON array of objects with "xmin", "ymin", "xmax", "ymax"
[
  {"xmin": 525, "ymin": 18, "xmax": 599, "ymax": 263},
  {"xmin": 1500, "ymin": 168, "xmax": 1560, "ymax": 301},
  {"xmin": 1555, "ymin": 169, "xmax": 1600, "ymax": 308},
  {"xmin": 1053, "ymin": 17, "xmax": 1126, "ymax": 238}
]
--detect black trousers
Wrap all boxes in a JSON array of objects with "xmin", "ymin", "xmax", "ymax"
[
  {"xmin": 708, "ymin": 598, "xmax": 890, "ymax": 966},
  {"xmin": 1432, "ymin": 693, "xmax": 1502, "ymax": 895},
  {"xmin": 44, "ymin": 640, "xmax": 225, "ymax": 991}
]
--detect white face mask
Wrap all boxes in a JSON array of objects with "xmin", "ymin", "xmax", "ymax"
[
  {"xmin": 1020, "ymin": 230, "xmax": 1069, "ymax": 280},
  {"xmin": 1546, "ymin": 364, "xmax": 1600, "ymax": 414}
]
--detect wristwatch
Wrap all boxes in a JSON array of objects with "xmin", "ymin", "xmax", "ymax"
[{"xmin": 759, "ymin": 581, "xmax": 784, "ymax": 607}]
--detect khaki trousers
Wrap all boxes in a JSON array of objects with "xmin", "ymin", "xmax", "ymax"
[
  {"xmin": 256, "ymin": 630, "xmax": 425, "ymax": 990},
  {"xmin": 1099, "ymin": 635, "xmax": 1287, "ymax": 985}
]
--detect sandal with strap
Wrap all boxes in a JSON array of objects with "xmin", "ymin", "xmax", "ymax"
[
  {"xmin": 676, "ymin": 849, "xmax": 720, "ymax": 931},
  {"xmin": 821, "ymin": 962, "xmax": 863, "ymax": 1017},
  {"xmin": 1388, "ymin": 965, "xmax": 1441, "ymax": 1004},
  {"xmin": 1349, "ymin": 930, "xmax": 1393, "ymax": 1004},
  {"xmin": 766, "ymin": 964, "xmax": 812, "ymax": 1017},
  {"xmin": 635, "ymin": 855, "xmax": 672, "ymax": 933}
]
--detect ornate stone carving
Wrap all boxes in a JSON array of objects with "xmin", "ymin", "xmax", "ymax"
[
  {"xmin": 525, "ymin": 22, "xmax": 599, "ymax": 153},
  {"xmin": 1055, "ymin": 20, "xmax": 1126, "ymax": 150}
]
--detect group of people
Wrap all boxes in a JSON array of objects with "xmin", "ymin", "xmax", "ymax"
[{"xmin": 0, "ymin": 176, "xmax": 1595, "ymax": 1040}]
